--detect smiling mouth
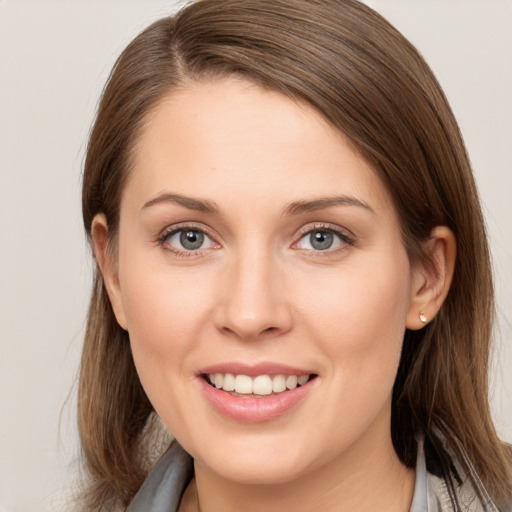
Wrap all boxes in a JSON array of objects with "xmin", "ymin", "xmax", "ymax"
[{"xmin": 203, "ymin": 373, "xmax": 317, "ymax": 397}]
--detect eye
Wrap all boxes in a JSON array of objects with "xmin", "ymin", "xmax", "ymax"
[
  {"xmin": 295, "ymin": 227, "xmax": 352, "ymax": 252},
  {"xmin": 163, "ymin": 228, "xmax": 215, "ymax": 252}
]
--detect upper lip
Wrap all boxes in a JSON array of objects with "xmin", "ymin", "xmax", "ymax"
[{"xmin": 198, "ymin": 361, "xmax": 315, "ymax": 377}]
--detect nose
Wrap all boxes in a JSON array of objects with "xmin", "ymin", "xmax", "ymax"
[{"xmin": 214, "ymin": 248, "xmax": 293, "ymax": 341}]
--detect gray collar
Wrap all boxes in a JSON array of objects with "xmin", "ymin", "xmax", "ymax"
[
  {"xmin": 127, "ymin": 442, "xmax": 193, "ymax": 512},
  {"xmin": 409, "ymin": 435, "xmax": 428, "ymax": 512}
]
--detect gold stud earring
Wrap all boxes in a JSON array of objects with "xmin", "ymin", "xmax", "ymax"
[{"xmin": 419, "ymin": 312, "xmax": 427, "ymax": 324}]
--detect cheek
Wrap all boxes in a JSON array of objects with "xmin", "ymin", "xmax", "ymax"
[
  {"xmin": 298, "ymin": 250, "xmax": 412, "ymax": 386},
  {"xmin": 121, "ymin": 254, "xmax": 212, "ymax": 348},
  {"xmin": 291, "ymin": 253, "xmax": 412, "ymax": 448},
  {"xmin": 117, "ymin": 249, "xmax": 217, "ymax": 401},
  {"xmin": 119, "ymin": 267, "xmax": 219, "ymax": 431}
]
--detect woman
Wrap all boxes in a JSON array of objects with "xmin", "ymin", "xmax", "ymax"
[{"xmin": 78, "ymin": 0, "xmax": 512, "ymax": 510}]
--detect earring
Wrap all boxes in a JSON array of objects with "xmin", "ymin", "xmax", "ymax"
[{"xmin": 419, "ymin": 312, "xmax": 427, "ymax": 324}]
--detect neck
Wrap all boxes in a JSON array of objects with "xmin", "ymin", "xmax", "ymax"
[{"xmin": 183, "ymin": 428, "xmax": 415, "ymax": 512}]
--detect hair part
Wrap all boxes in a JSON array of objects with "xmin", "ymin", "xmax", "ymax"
[{"xmin": 79, "ymin": 0, "xmax": 511, "ymax": 509}]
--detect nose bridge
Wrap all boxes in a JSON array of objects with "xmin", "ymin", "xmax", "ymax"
[{"xmin": 217, "ymin": 240, "xmax": 291, "ymax": 339}]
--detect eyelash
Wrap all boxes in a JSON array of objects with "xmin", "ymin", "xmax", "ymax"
[
  {"xmin": 293, "ymin": 223, "xmax": 355, "ymax": 252},
  {"xmin": 156, "ymin": 222, "xmax": 355, "ymax": 257},
  {"xmin": 156, "ymin": 223, "xmax": 219, "ymax": 257}
]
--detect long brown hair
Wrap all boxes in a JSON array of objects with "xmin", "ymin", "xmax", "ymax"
[{"xmin": 79, "ymin": 0, "xmax": 511, "ymax": 509}]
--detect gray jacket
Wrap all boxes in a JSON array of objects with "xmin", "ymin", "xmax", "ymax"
[{"xmin": 127, "ymin": 436, "xmax": 509, "ymax": 511}]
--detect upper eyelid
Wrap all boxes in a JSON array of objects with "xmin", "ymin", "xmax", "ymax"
[
  {"xmin": 295, "ymin": 222, "xmax": 354, "ymax": 239},
  {"xmin": 158, "ymin": 222, "xmax": 216, "ymax": 240}
]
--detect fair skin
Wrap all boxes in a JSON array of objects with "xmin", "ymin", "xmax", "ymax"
[{"xmin": 92, "ymin": 78, "xmax": 455, "ymax": 512}]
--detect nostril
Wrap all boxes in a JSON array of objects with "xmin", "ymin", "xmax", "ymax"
[{"xmin": 219, "ymin": 323, "xmax": 281, "ymax": 340}]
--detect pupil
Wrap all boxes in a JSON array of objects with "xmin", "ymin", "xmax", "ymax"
[
  {"xmin": 180, "ymin": 230, "xmax": 204, "ymax": 250},
  {"xmin": 311, "ymin": 231, "xmax": 333, "ymax": 250}
]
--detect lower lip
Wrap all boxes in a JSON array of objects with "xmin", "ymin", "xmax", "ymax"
[{"xmin": 198, "ymin": 378, "xmax": 315, "ymax": 423}]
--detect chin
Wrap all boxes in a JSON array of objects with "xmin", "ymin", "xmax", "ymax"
[
  {"xmin": 203, "ymin": 449, "xmax": 313, "ymax": 486},
  {"xmin": 178, "ymin": 424, "xmax": 327, "ymax": 486}
]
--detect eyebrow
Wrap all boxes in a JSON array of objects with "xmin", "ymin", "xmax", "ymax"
[
  {"xmin": 141, "ymin": 192, "xmax": 374, "ymax": 217},
  {"xmin": 283, "ymin": 196, "xmax": 375, "ymax": 216},
  {"xmin": 141, "ymin": 193, "xmax": 220, "ymax": 214}
]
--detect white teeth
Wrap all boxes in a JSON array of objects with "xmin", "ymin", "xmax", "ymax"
[
  {"xmin": 286, "ymin": 375, "xmax": 298, "ymax": 390},
  {"xmin": 234, "ymin": 374, "xmax": 253, "ymax": 394},
  {"xmin": 298, "ymin": 375, "xmax": 309, "ymax": 386},
  {"xmin": 253, "ymin": 375, "xmax": 273, "ymax": 395},
  {"xmin": 223, "ymin": 373, "xmax": 235, "ymax": 391},
  {"xmin": 272, "ymin": 374, "xmax": 286, "ymax": 393},
  {"xmin": 207, "ymin": 373, "xmax": 311, "ymax": 394}
]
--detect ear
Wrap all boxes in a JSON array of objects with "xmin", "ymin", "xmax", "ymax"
[
  {"xmin": 91, "ymin": 214, "xmax": 128, "ymax": 330},
  {"xmin": 406, "ymin": 226, "xmax": 456, "ymax": 330}
]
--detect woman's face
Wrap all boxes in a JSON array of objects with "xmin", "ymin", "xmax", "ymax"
[{"xmin": 104, "ymin": 78, "xmax": 426, "ymax": 484}]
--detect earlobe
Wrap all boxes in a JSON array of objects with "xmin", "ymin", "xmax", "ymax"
[
  {"xmin": 406, "ymin": 226, "xmax": 456, "ymax": 330},
  {"xmin": 91, "ymin": 214, "xmax": 128, "ymax": 330}
]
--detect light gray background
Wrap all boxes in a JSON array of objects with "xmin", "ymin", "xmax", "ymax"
[{"xmin": 1, "ymin": 1, "xmax": 511, "ymax": 511}]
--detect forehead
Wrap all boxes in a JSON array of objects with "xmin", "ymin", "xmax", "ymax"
[{"xmin": 124, "ymin": 77, "xmax": 394, "ymax": 216}]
